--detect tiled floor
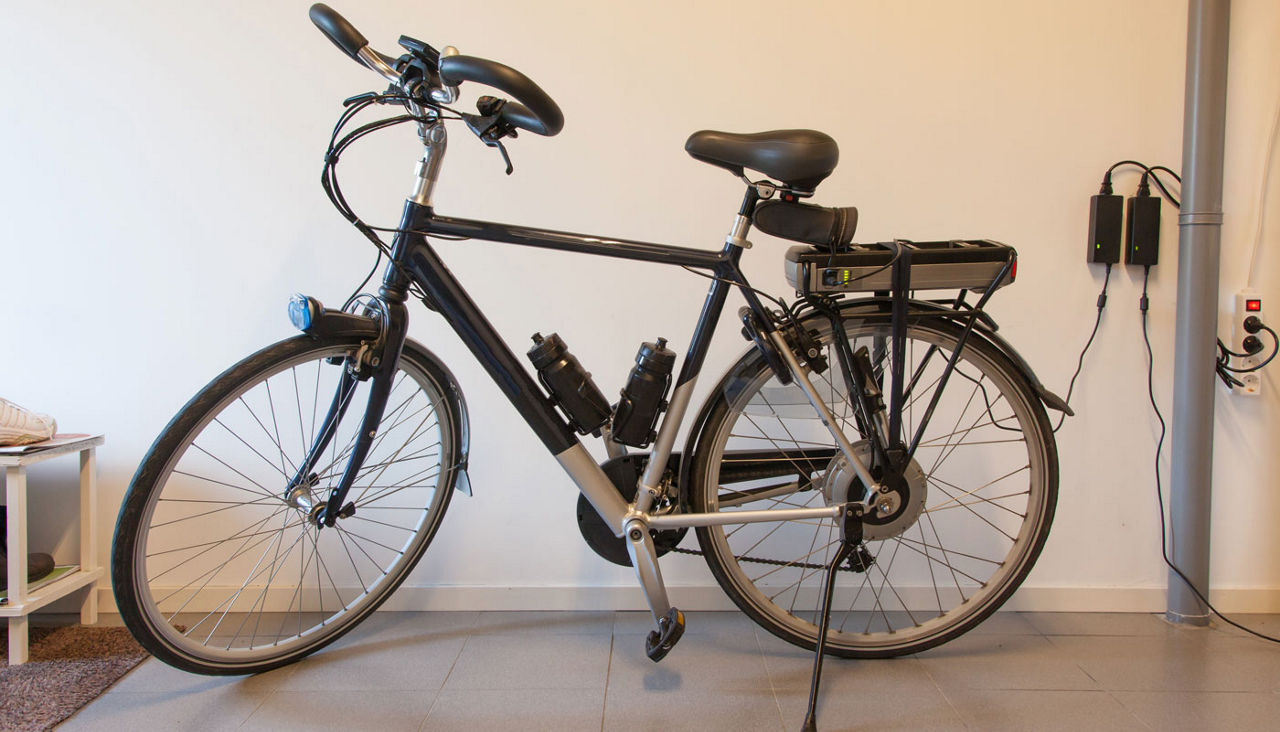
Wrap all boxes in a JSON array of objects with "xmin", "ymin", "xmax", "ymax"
[{"xmin": 58, "ymin": 611, "xmax": 1280, "ymax": 731}]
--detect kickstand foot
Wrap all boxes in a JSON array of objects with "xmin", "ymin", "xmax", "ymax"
[{"xmin": 801, "ymin": 504, "xmax": 863, "ymax": 731}]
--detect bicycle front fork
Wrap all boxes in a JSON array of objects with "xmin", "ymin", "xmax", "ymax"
[{"xmin": 282, "ymin": 292, "xmax": 411, "ymax": 527}]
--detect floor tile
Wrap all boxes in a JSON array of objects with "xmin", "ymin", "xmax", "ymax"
[
  {"xmin": 67, "ymin": 611, "xmax": 1275, "ymax": 732},
  {"xmin": 344, "ymin": 611, "xmax": 479, "ymax": 642},
  {"xmin": 965, "ymin": 611, "xmax": 1041, "ymax": 635},
  {"xmin": 1213, "ymin": 613, "xmax": 1280, "ymax": 640},
  {"xmin": 108, "ymin": 656, "xmax": 297, "ymax": 695},
  {"xmin": 1024, "ymin": 612, "xmax": 1176, "ymax": 636},
  {"xmin": 59, "ymin": 687, "xmax": 269, "ymax": 731},
  {"xmin": 1047, "ymin": 632, "xmax": 1280, "ymax": 692},
  {"xmin": 277, "ymin": 625, "xmax": 467, "ymax": 691},
  {"xmin": 916, "ymin": 633, "xmax": 1098, "ymax": 691},
  {"xmin": 603, "ymin": 688, "xmax": 783, "ymax": 732},
  {"xmin": 473, "ymin": 610, "xmax": 614, "ymax": 636},
  {"xmin": 422, "ymin": 688, "xmax": 604, "ymax": 731},
  {"xmin": 755, "ymin": 630, "xmax": 934, "ymax": 693},
  {"xmin": 240, "ymin": 690, "xmax": 434, "ymax": 732},
  {"xmin": 613, "ymin": 610, "xmax": 758, "ymax": 637},
  {"xmin": 942, "ymin": 689, "xmax": 1142, "ymax": 731},
  {"xmin": 1112, "ymin": 690, "xmax": 1280, "ymax": 731},
  {"xmin": 443, "ymin": 632, "xmax": 612, "ymax": 690},
  {"xmin": 608, "ymin": 623, "xmax": 771, "ymax": 693},
  {"xmin": 774, "ymin": 688, "xmax": 964, "ymax": 731},
  {"xmin": 769, "ymin": 651, "xmax": 963, "ymax": 731}
]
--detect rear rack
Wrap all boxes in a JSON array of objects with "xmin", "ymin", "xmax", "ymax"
[{"xmin": 783, "ymin": 239, "xmax": 1016, "ymax": 295}]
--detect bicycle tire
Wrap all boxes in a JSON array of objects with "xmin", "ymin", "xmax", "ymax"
[
  {"xmin": 112, "ymin": 335, "xmax": 466, "ymax": 674},
  {"xmin": 688, "ymin": 310, "xmax": 1057, "ymax": 657}
]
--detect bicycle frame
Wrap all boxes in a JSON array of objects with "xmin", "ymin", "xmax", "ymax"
[
  {"xmin": 305, "ymin": 119, "xmax": 1004, "ymax": 625},
  {"xmin": 390, "ymin": 198, "xmax": 852, "ymax": 525}
]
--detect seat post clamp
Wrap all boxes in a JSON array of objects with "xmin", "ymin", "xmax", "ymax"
[{"xmin": 725, "ymin": 213, "xmax": 753, "ymax": 249}]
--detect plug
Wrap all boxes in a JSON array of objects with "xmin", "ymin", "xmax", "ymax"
[{"xmin": 1087, "ymin": 188, "xmax": 1123, "ymax": 265}]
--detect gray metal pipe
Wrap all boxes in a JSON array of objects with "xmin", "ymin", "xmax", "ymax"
[{"xmin": 1168, "ymin": 0, "xmax": 1231, "ymax": 625}]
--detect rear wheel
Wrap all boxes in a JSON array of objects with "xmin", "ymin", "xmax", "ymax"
[
  {"xmin": 689, "ymin": 312, "xmax": 1057, "ymax": 657},
  {"xmin": 112, "ymin": 336, "xmax": 465, "ymax": 674}
]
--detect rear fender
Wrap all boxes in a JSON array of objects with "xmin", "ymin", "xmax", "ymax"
[{"xmin": 824, "ymin": 299, "xmax": 1072, "ymax": 416}]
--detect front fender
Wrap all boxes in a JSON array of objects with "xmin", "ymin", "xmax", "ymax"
[{"xmin": 402, "ymin": 338, "xmax": 473, "ymax": 495}]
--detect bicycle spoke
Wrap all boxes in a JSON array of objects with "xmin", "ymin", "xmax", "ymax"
[{"xmin": 698, "ymin": 317, "xmax": 1053, "ymax": 655}]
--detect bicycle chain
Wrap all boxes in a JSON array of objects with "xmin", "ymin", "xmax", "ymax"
[{"xmin": 669, "ymin": 544, "xmax": 861, "ymax": 573}]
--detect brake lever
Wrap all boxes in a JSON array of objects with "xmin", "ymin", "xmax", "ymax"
[
  {"xmin": 343, "ymin": 91, "xmax": 381, "ymax": 107},
  {"xmin": 491, "ymin": 139, "xmax": 514, "ymax": 175},
  {"xmin": 462, "ymin": 98, "xmax": 517, "ymax": 175}
]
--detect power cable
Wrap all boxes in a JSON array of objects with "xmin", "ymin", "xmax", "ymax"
[
  {"xmin": 1139, "ymin": 266, "xmax": 1279, "ymax": 644},
  {"xmin": 1053, "ymin": 263, "xmax": 1112, "ymax": 432}
]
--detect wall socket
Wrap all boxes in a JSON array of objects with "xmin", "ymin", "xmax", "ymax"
[{"xmin": 1232, "ymin": 288, "xmax": 1264, "ymax": 395}]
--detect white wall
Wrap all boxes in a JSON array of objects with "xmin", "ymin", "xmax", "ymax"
[{"xmin": 2, "ymin": 0, "xmax": 1277, "ymax": 612}]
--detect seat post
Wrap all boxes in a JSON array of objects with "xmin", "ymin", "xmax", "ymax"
[{"xmin": 724, "ymin": 186, "xmax": 761, "ymax": 250}]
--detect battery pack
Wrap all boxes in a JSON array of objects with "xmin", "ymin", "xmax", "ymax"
[{"xmin": 783, "ymin": 239, "xmax": 1016, "ymax": 295}]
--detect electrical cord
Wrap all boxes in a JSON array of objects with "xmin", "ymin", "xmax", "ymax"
[
  {"xmin": 1139, "ymin": 266, "xmax": 1280, "ymax": 644},
  {"xmin": 319, "ymin": 94, "xmax": 473, "ymax": 306},
  {"xmin": 1102, "ymin": 160, "xmax": 1180, "ymax": 207},
  {"xmin": 1140, "ymin": 171, "xmax": 1181, "ymax": 208},
  {"xmin": 1053, "ymin": 263, "xmax": 1112, "ymax": 432},
  {"xmin": 678, "ymin": 265, "xmax": 796, "ymax": 322},
  {"xmin": 1217, "ymin": 323, "xmax": 1279, "ymax": 372}
]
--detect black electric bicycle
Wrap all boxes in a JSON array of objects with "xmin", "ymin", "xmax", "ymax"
[{"xmin": 112, "ymin": 5, "xmax": 1068, "ymax": 705}]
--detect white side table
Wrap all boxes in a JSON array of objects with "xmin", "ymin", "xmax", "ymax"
[{"xmin": 1, "ymin": 434, "xmax": 105, "ymax": 665}]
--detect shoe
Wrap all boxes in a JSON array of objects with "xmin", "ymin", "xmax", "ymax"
[
  {"xmin": 0, "ymin": 507, "xmax": 57, "ymax": 586},
  {"xmin": 0, "ymin": 397, "xmax": 57, "ymax": 446},
  {"xmin": 0, "ymin": 551, "xmax": 56, "ymax": 587}
]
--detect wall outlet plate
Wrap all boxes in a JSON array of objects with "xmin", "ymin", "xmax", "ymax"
[{"xmin": 1232, "ymin": 288, "xmax": 1263, "ymax": 395}]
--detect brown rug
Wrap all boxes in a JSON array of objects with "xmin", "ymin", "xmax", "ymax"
[{"xmin": 0, "ymin": 626, "xmax": 148, "ymax": 732}]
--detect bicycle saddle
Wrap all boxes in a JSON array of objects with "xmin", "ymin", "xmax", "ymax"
[{"xmin": 685, "ymin": 129, "xmax": 839, "ymax": 190}]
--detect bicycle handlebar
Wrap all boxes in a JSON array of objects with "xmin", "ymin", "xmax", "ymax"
[
  {"xmin": 439, "ymin": 55, "xmax": 563, "ymax": 137},
  {"xmin": 308, "ymin": 4, "xmax": 563, "ymax": 138},
  {"xmin": 309, "ymin": 3, "xmax": 367, "ymax": 61}
]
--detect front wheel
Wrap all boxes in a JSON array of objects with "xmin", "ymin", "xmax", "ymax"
[
  {"xmin": 112, "ymin": 335, "xmax": 466, "ymax": 674},
  {"xmin": 688, "ymin": 312, "xmax": 1057, "ymax": 657}
]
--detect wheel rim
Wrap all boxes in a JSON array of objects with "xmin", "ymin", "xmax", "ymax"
[
  {"xmin": 132, "ymin": 344, "xmax": 456, "ymax": 665},
  {"xmin": 697, "ymin": 317, "xmax": 1054, "ymax": 654}
]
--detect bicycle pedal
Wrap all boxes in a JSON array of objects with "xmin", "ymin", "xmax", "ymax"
[{"xmin": 644, "ymin": 607, "xmax": 685, "ymax": 663}]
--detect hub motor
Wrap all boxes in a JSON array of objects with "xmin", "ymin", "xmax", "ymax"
[{"xmin": 819, "ymin": 442, "xmax": 927, "ymax": 540}]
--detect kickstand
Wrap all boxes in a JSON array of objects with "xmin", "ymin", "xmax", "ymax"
[{"xmin": 801, "ymin": 504, "xmax": 864, "ymax": 732}]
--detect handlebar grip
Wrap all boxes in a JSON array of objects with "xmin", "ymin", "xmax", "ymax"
[
  {"xmin": 309, "ymin": 4, "xmax": 368, "ymax": 60},
  {"xmin": 439, "ymin": 55, "xmax": 564, "ymax": 137}
]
